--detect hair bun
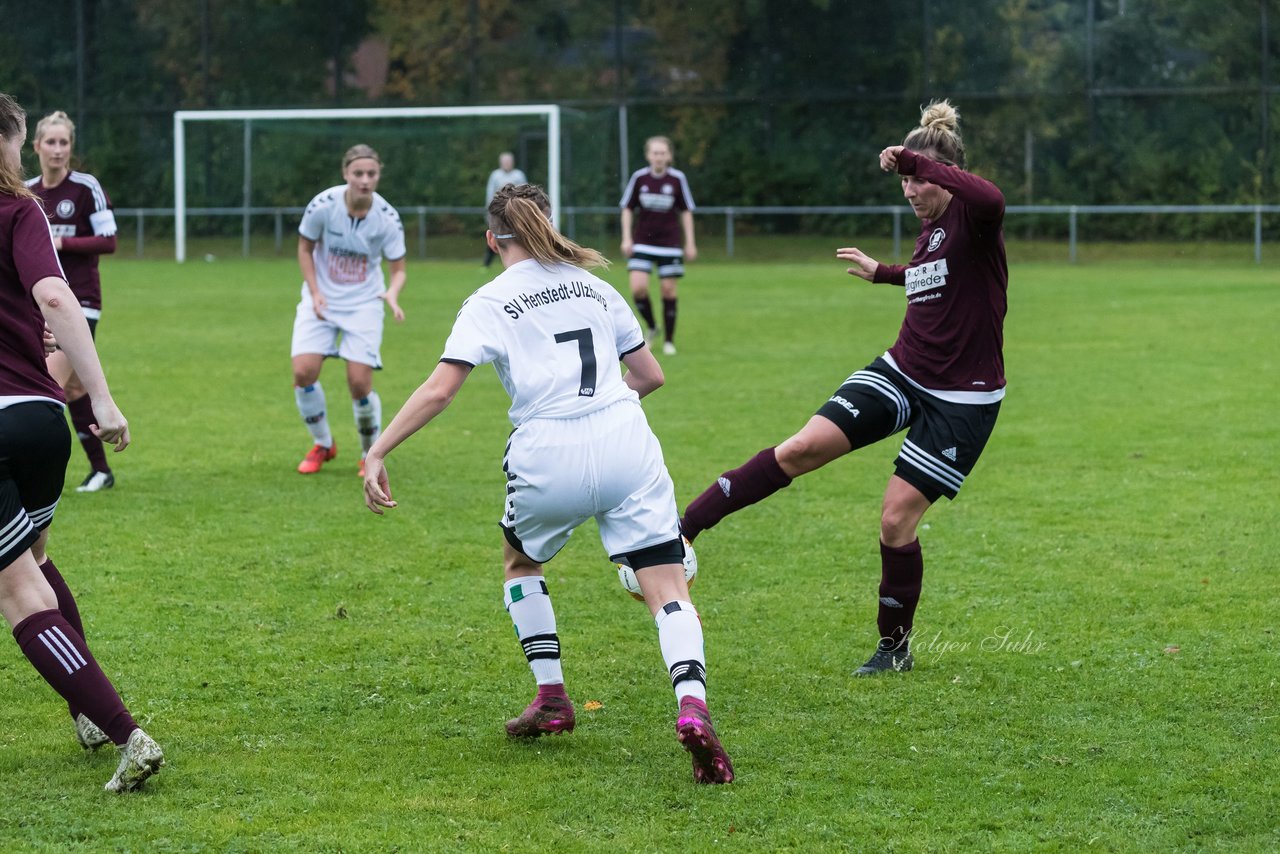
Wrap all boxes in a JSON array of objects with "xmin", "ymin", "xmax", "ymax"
[{"xmin": 920, "ymin": 100, "xmax": 960, "ymax": 132}]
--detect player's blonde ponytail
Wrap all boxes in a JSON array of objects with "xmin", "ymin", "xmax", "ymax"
[
  {"xmin": 0, "ymin": 93, "xmax": 36, "ymax": 200},
  {"xmin": 489, "ymin": 183, "xmax": 609, "ymax": 270},
  {"xmin": 902, "ymin": 99, "xmax": 966, "ymax": 169}
]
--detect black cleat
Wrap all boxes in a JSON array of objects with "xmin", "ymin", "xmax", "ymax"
[
  {"xmin": 853, "ymin": 644, "xmax": 913, "ymax": 677},
  {"xmin": 76, "ymin": 470, "xmax": 115, "ymax": 493}
]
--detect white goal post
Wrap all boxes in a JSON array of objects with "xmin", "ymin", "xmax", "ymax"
[{"xmin": 172, "ymin": 104, "xmax": 562, "ymax": 262}]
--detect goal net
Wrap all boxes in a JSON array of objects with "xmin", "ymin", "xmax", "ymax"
[{"xmin": 172, "ymin": 105, "xmax": 562, "ymax": 262}]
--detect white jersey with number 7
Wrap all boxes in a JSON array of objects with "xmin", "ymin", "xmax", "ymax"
[{"xmin": 441, "ymin": 258, "xmax": 646, "ymax": 427}]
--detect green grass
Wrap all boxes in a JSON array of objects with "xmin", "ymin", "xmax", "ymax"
[{"xmin": 1, "ymin": 253, "xmax": 1276, "ymax": 851}]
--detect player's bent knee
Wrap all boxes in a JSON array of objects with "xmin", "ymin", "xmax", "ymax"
[{"xmin": 616, "ymin": 537, "xmax": 684, "ymax": 571}]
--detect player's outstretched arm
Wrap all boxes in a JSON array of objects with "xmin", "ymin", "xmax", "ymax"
[
  {"xmin": 363, "ymin": 361, "xmax": 473, "ymax": 514},
  {"xmin": 836, "ymin": 246, "xmax": 880, "ymax": 282},
  {"xmin": 33, "ymin": 276, "xmax": 129, "ymax": 450}
]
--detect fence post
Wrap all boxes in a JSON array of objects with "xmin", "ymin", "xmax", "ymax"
[
  {"xmin": 892, "ymin": 208, "xmax": 902, "ymax": 260},
  {"xmin": 1256, "ymin": 205, "xmax": 1263, "ymax": 264},
  {"xmin": 1069, "ymin": 206, "xmax": 1078, "ymax": 263},
  {"xmin": 136, "ymin": 211, "xmax": 144, "ymax": 258},
  {"xmin": 274, "ymin": 211, "xmax": 284, "ymax": 254},
  {"xmin": 726, "ymin": 208, "xmax": 735, "ymax": 258},
  {"xmin": 418, "ymin": 208, "xmax": 427, "ymax": 258}
]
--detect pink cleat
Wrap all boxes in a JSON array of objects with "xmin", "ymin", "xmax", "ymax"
[
  {"xmin": 676, "ymin": 697, "xmax": 734, "ymax": 784},
  {"xmin": 505, "ymin": 693, "xmax": 576, "ymax": 739}
]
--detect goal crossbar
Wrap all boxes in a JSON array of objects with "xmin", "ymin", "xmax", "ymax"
[{"xmin": 173, "ymin": 104, "xmax": 561, "ymax": 262}]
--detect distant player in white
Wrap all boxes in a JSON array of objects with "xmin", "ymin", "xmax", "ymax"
[
  {"xmin": 292, "ymin": 144, "xmax": 407, "ymax": 476},
  {"xmin": 362, "ymin": 184, "xmax": 733, "ymax": 785}
]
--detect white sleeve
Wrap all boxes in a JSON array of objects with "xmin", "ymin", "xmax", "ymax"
[
  {"xmin": 298, "ymin": 193, "xmax": 327, "ymax": 241},
  {"xmin": 89, "ymin": 209, "xmax": 118, "ymax": 237},
  {"xmin": 382, "ymin": 212, "xmax": 407, "ymax": 261},
  {"xmin": 607, "ymin": 284, "xmax": 645, "ymax": 355},
  {"xmin": 441, "ymin": 295, "xmax": 501, "ymax": 367}
]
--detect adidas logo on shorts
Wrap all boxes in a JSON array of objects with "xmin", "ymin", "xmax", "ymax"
[{"xmin": 941, "ymin": 447, "xmax": 957, "ymax": 461}]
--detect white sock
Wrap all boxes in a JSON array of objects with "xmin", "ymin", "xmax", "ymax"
[
  {"xmin": 504, "ymin": 576, "xmax": 563, "ymax": 685},
  {"xmin": 295, "ymin": 384, "xmax": 333, "ymax": 448},
  {"xmin": 353, "ymin": 391, "xmax": 381, "ymax": 455},
  {"xmin": 656, "ymin": 600, "xmax": 707, "ymax": 703}
]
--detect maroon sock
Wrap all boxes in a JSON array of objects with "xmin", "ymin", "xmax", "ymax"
[
  {"xmin": 635, "ymin": 296, "xmax": 657, "ymax": 332},
  {"xmin": 877, "ymin": 539, "xmax": 923, "ymax": 651},
  {"xmin": 681, "ymin": 447, "xmax": 793, "ymax": 541},
  {"xmin": 68, "ymin": 396, "xmax": 111, "ymax": 474},
  {"xmin": 38, "ymin": 559, "xmax": 85, "ymax": 720},
  {"xmin": 13, "ymin": 609, "xmax": 137, "ymax": 745},
  {"xmin": 662, "ymin": 297, "xmax": 678, "ymax": 342},
  {"xmin": 536, "ymin": 683, "xmax": 568, "ymax": 702}
]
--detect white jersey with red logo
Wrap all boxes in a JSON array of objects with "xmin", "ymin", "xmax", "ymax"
[{"xmin": 298, "ymin": 186, "xmax": 406, "ymax": 311}]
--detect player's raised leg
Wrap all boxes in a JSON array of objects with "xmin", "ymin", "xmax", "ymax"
[
  {"xmin": 501, "ymin": 542, "xmax": 574, "ymax": 738},
  {"xmin": 681, "ymin": 416, "xmax": 852, "ymax": 541}
]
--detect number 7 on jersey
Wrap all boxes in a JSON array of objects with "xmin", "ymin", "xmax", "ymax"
[{"xmin": 554, "ymin": 328, "xmax": 597, "ymax": 397}]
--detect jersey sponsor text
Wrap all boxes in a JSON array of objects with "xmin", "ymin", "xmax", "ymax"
[{"xmin": 904, "ymin": 258, "xmax": 949, "ymax": 298}]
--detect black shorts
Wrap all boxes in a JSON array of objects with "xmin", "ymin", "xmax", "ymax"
[
  {"xmin": 815, "ymin": 358, "xmax": 1001, "ymax": 503},
  {"xmin": 627, "ymin": 251, "xmax": 685, "ymax": 279},
  {"xmin": 0, "ymin": 402, "xmax": 71, "ymax": 569}
]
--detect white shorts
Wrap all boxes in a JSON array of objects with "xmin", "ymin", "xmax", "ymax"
[
  {"xmin": 500, "ymin": 399, "xmax": 679, "ymax": 564},
  {"xmin": 291, "ymin": 293, "xmax": 384, "ymax": 368}
]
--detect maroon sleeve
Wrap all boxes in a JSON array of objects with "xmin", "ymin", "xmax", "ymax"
[
  {"xmin": 58, "ymin": 234, "xmax": 117, "ymax": 255},
  {"xmin": 897, "ymin": 149, "xmax": 1005, "ymax": 222},
  {"xmin": 873, "ymin": 263, "xmax": 907, "ymax": 286},
  {"xmin": 14, "ymin": 201, "xmax": 67, "ymax": 293}
]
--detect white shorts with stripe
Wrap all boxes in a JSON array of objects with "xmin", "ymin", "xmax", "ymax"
[
  {"xmin": 500, "ymin": 399, "xmax": 679, "ymax": 563},
  {"xmin": 291, "ymin": 292, "xmax": 385, "ymax": 368}
]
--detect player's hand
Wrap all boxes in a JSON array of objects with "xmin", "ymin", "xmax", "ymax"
[
  {"xmin": 684, "ymin": 242, "xmax": 698, "ymax": 263},
  {"xmin": 879, "ymin": 146, "xmax": 905, "ymax": 173},
  {"xmin": 53, "ymin": 236, "xmax": 63, "ymax": 250},
  {"xmin": 383, "ymin": 294, "xmax": 405, "ymax": 322},
  {"xmin": 363, "ymin": 456, "xmax": 397, "ymax": 514},
  {"xmin": 836, "ymin": 246, "xmax": 880, "ymax": 282},
  {"xmin": 620, "ymin": 239, "xmax": 634, "ymax": 258},
  {"xmin": 88, "ymin": 398, "xmax": 130, "ymax": 451},
  {"xmin": 42, "ymin": 324, "xmax": 58, "ymax": 354},
  {"xmin": 312, "ymin": 292, "xmax": 328, "ymax": 320}
]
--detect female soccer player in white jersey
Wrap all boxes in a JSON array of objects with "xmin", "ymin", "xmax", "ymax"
[
  {"xmin": 362, "ymin": 183, "xmax": 733, "ymax": 785},
  {"xmin": 291, "ymin": 144, "xmax": 407, "ymax": 476},
  {"xmin": 27, "ymin": 111, "xmax": 119, "ymax": 493},
  {"xmin": 0, "ymin": 92, "xmax": 163, "ymax": 792}
]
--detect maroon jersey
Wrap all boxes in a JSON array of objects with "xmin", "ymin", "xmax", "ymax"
[
  {"xmin": 0, "ymin": 194, "xmax": 67, "ymax": 402},
  {"xmin": 619, "ymin": 167, "xmax": 695, "ymax": 252},
  {"xmin": 873, "ymin": 150, "xmax": 1007, "ymax": 400},
  {"xmin": 25, "ymin": 171, "xmax": 116, "ymax": 314}
]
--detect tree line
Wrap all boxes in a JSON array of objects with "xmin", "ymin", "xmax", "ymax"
[{"xmin": 3, "ymin": 0, "xmax": 1275, "ymax": 239}]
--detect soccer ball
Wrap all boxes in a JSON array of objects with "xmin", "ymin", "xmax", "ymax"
[{"xmin": 617, "ymin": 536, "xmax": 698, "ymax": 602}]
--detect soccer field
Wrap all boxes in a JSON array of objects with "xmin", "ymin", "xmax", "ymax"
[{"xmin": 1, "ymin": 254, "xmax": 1276, "ymax": 851}]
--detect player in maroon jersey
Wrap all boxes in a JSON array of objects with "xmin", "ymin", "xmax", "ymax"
[
  {"xmin": 619, "ymin": 136, "xmax": 697, "ymax": 355},
  {"xmin": 0, "ymin": 93, "xmax": 162, "ymax": 791},
  {"xmin": 680, "ymin": 101, "xmax": 1008, "ymax": 676},
  {"xmin": 27, "ymin": 111, "xmax": 118, "ymax": 493}
]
